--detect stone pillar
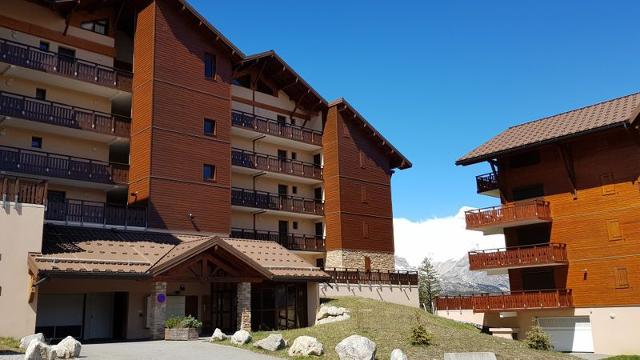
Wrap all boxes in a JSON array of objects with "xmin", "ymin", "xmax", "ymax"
[
  {"xmin": 236, "ymin": 282, "xmax": 251, "ymax": 331},
  {"xmin": 151, "ymin": 281, "xmax": 167, "ymax": 340}
]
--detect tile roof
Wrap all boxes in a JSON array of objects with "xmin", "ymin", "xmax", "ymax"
[{"xmin": 456, "ymin": 92, "xmax": 640, "ymax": 165}]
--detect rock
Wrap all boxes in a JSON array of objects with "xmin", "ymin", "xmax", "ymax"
[
  {"xmin": 316, "ymin": 306, "xmax": 349, "ymax": 321},
  {"xmin": 288, "ymin": 336, "xmax": 324, "ymax": 357},
  {"xmin": 52, "ymin": 336, "xmax": 81, "ymax": 358},
  {"xmin": 316, "ymin": 313, "xmax": 351, "ymax": 325},
  {"xmin": 25, "ymin": 341, "xmax": 57, "ymax": 360},
  {"xmin": 390, "ymin": 348, "xmax": 408, "ymax": 360},
  {"xmin": 230, "ymin": 330, "xmax": 252, "ymax": 345},
  {"xmin": 253, "ymin": 334, "xmax": 286, "ymax": 351},
  {"xmin": 335, "ymin": 335, "xmax": 376, "ymax": 360},
  {"xmin": 210, "ymin": 328, "xmax": 228, "ymax": 342},
  {"xmin": 20, "ymin": 333, "xmax": 45, "ymax": 350}
]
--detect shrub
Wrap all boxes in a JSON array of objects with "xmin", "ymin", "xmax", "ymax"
[
  {"xmin": 164, "ymin": 315, "xmax": 203, "ymax": 329},
  {"xmin": 410, "ymin": 312, "xmax": 433, "ymax": 346},
  {"xmin": 525, "ymin": 320, "xmax": 553, "ymax": 351}
]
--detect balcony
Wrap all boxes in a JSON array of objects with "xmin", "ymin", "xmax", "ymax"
[
  {"xmin": 0, "ymin": 145, "xmax": 128, "ymax": 186},
  {"xmin": 325, "ymin": 268, "xmax": 419, "ymax": 286},
  {"xmin": 0, "ymin": 38, "xmax": 132, "ymax": 94},
  {"xmin": 231, "ymin": 187, "xmax": 324, "ymax": 218},
  {"xmin": 435, "ymin": 289, "xmax": 573, "ymax": 312},
  {"xmin": 231, "ymin": 227, "xmax": 325, "ymax": 252},
  {"xmin": 465, "ymin": 200, "xmax": 551, "ymax": 235},
  {"xmin": 231, "ymin": 110, "xmax": 322, "ymax": 149},
  {"xmin": 0, "ymin": 90, "xmax": 130, "ymax": 139},
  {"xmin": 231, "ymin": 148, "xmax": 322, "ymax": 183},
  {"xmin": 476, "ymin": 172, "xmax": 499, "ymax": 196},
  {"xmin": 45, "ymin": 199, "xmax": 146, "ymax": 228},
  {"xmin": 468, "ymin": 243, "xmax": 568, "ymax": 273},
  {"xmin": 1, "ymin": 175, "xmax": 47, "ymax": 205}
]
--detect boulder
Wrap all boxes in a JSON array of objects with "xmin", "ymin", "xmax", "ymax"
[
  {"xmin": 25, "ymin": 341, "xmax": 56, "ymax": 360},
  {"xmin": 20, "ymin": 333, "xmax": 45, "ymax": 350},
  {"xmin": 316, "ymin": 306, "xmax": 349, "ymax": 321},
  {"xmin": 253, "ymin": 334, "xmax": 286, "ymax": 351},
  {"xmin": 316, "ymin": 313, "xmax": 351, "ymax": 325},
  {"xmin": 209, "ymin": 328, "xmax": 228, "ymax": 342},
  {"xmin": 230, "ymin": 330, "xmax": 252, "ymax": 345},
  {"xmin": 335, "ymin": 335, "xmax": 376, "ymax": 360},
  {"xmin": 288, "ymin": 336, "xmax": 324, "ymax": 357},
  {"xmin": 52, "ymin": 336, "xmax": 81, "ymax": 358},
  {"xmin": 390, "ymin": 348, "xmax": 408, "ymax": 360}
]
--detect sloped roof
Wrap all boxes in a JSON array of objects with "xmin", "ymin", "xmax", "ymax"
[{"xmin": 457, "ymin": 92, "xmax": 640, "ymax": 165}]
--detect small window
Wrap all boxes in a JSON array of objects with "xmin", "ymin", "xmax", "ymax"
[
  {"xmin": 292, "ymin": 221, "xmax": 299, "ymax": 230},
  {"xmin": 292, "ymin": 186, "xmax": 298, "ymax": 195},
  {"xmin": 361, "ymin": 185, "xmax": 367, "ymax": 203},
  {"xmin": 313, "ymin": 154, "xmax": 322, "ymax": 166},
  {"xmin": 203, "ymin": 164, "xmax": 216, "ymax": 182},
  {"xmin": 35, "ymin": 88, "xmax": 46, "ymax": 100},
  {"xmin": 31, "ymin": 137, "xmax": 42, "ymax": 149},
  {"xmin": 315, "ymin": 258, "xmax": 324, "ymax": 269},
  {"xmin": 359, "ymin": 151, "xmax": 366, "ymax": 169},
  {"xmin": 291, "ymin": 152, "xmax": 297, "ymax": 160},
  {"xmin": 362, "ymin": 222, "xmax": 369, "ymax": 238},
  {"xmin": 203, "ymin": 118, "xmax": 216, "ymax": 136},
  {"xmin": 204, "ymin": 53, "xmax": 216, "ymax": 79},
  {"xmin": 512, "ymin": 184, "xmax": 544, "ymax": 201},
  {"xmin": 314, "ymin": 187, "xmax": 322, "ymax": 200},
  {"xmin": 615, "ymin": 267, "xmax": 629, "ymax": 289},
  {"xmin": 607, "ymin": 219, "xmax": 623, "ymax": 241},
  {"xmin": 39, "ymin": 41, "xmax": 49, "ymax": 52},
  {"xmin": 601, "ymin": 173, "xmax": 615, "ymax": 195},
  {"xmin": 81, "ymin": 19, "xmax": 109, "ymax": 35},
  {"xmin": 509, "ymin": 150, "xmax": 540, "ymax": 168}
]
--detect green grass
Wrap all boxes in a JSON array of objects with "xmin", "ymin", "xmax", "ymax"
[
  {"xmin": 221, "ymin": 297, "xmax": 576, "ymax": 360},
  {"xmin": 604, "ymin": 357, "xmax": 640, "ymax": 360},
  {"xmin": 0, "ymin": 337, "xmax": 21, "ymax": 354}
]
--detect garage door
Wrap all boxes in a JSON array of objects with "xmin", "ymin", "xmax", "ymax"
[{"xmin": 537, "ymin": 316, "xmax": 593, "ymax": 352}]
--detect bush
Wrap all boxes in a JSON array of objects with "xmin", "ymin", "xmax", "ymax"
[
  {"xmin": 525, "ymin": 320, "xmax": 553, "ymax": 351},
  {"xmin": 410, "ymin": 312, "xmax": 434, "ymax": 346},
  {"xmin": 164, "ymin": 315, "xmax": 203, "ymax": 329}
]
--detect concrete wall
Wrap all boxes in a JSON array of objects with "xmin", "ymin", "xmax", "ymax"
[
  {"xmin": 320, "ymin": 283, "xmax": 419, "ymax": 308},
  {"xmin": 0, "ymin": 202, "xmax": 44, "ymax": 338},
  {"xmin": 307, "ymin": 282, "xmax": 320, "ymax": 326}
]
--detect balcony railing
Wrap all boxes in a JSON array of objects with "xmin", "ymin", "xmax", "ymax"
[
  {"xmin": 231, "ymin": 187, "xmax": 324, "ymax": 216},
  {"xmin": 231, "ymin": 228, "xmax": 325, "ymax": 252},
  {"xmin": 46, "ymin": 199, "xmax": 146, "ymax": 228},
  {"xmin": 231, "ymin": 110, "xmax": 323, "ymax": 146},
  {"xmin": 0, "ymin": 38, "xmax": 132, "ymax": 92},
  {"xmin": 0, "ymin": 145, "xmax": 128, "ymax": 185},
  {"xmin": 465, "ymin": 200, "xmax": 551, "ymax": 230},
  {"xmin": 325, "ymin": 268, "xmax": 419, "ymax": 286},
  {"xmin": 476, "ymin": 172, "xmax": 499, "ymax": 193},
  {"xmin": 1, "ymin": 176, "xmax": 47, "ymax": 205},
  {"xmin": 0, "ymin": 91, "xmax": 130, "ymax": 138},
  {"xmin": 231, "ymin": 148, "xmax": 322, "ymax": 180},
  {"xmin": 468, "ymin": 243, "xmax": 568, "ymax": 271},
  {"xmin": 435, "ymin": 289, "xmax": 573, "ymax": 312}
]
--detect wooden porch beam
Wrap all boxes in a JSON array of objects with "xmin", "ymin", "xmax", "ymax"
[{"xmin": 556, "ymin": 144, "xmax": 578, "ymax": 199}]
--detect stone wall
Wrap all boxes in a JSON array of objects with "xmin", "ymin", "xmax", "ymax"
[
  {"xmin": 236, "ymin": 282, "xmax": 251, "ymax": 331},
  {"xmin": 325, "ymin": 249, "xmax": 395, "ymax": 271},
  {"xmin": 150, "ymin": 282, "xmax": 167, "ymax": 339}
]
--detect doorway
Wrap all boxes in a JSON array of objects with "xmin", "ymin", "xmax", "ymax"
[
  {"xmin": 84, "ymin": 293, "xmax": 114, "ymax": 341},
  {"xmin": 46, "ymin": 190, "xmax": 66, "ymax": 221},
  {"xmin": 522, "ymin": 268, "xmax": 556, "ymax": 290},
  {"xmin": 279, "ymin": 221, "xmax": 289, "ymax": 247},
  {"xmin": 210, "ymin": 283, "xmax": 237, "ymax": 334}
]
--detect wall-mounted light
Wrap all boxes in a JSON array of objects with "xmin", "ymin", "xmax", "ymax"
[{"xmin": 582, "ymin": 269, "xmax": 588, "ymax": 280}]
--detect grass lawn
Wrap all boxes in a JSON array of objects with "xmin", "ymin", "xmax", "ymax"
[
  {"xmin": 604, "ymin": 357, "xmax": 640, "ymax": 360},
  {"xmin": 0, "ymin": 337, "xmax": 21, "ymax": 354},
  {"xmin": 225, "ymin": 297, "xmax": 575, "ymax": 360}
]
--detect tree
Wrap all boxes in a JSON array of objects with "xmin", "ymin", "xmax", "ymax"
[{"xmin": 418, "ymin": 257, "xmax": 441, "ymax": 313}]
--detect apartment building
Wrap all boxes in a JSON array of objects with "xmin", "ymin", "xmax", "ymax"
[
  {"xmin": 0, "ymin": 0, "xmax": 412, "ymax": 341},
  {"xmin": 436, "ymin": 92, "xmax": 640, "ymax": 355}
]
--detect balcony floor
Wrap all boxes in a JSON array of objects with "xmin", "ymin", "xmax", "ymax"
[{"xmin": 1, "ymin": 117, "xmax": 129, "ymax": 145}]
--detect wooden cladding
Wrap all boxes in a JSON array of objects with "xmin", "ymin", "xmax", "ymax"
[
  {"xmin": 468, "ymin": 243, "xmax": 568, "ymax": 271},
  {"xmin": 600, "ymin": 173, "xmax": 616, "ymax": 195},
  {"xmin": 1, "ymin": 175, "xmax": 47, "ymax": 205},
  {"xmin": 435, "ymin": 289, "xmax": 573, "ymax": 312},
  {"xmin": 465, "ymin": 200, "xmax": 552, "ymax": 231}
]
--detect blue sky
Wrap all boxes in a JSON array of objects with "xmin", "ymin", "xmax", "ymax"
[{"xmin": 191, "ymin": 0, "xmax": 640, "ymax": 221}]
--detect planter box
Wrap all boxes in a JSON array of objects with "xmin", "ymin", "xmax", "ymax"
[{"xmin": 164, "ymin": 328, "xmax": 199, "ymax": 341}]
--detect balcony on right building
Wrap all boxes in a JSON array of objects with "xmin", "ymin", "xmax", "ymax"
[
  {"xmin": 464, "ymin": 199, "xmax": 551, "ymax": 235},
  {"xmin": 468, "ymin": 243, "xmax": 568, "ymax": 273}
]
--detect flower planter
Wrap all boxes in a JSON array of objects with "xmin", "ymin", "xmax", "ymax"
[{"xmin": 164, "ymin": 328, "xmax": 199, "ymax": 341}]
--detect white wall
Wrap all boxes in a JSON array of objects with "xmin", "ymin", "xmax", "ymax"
[{"xmin": 320, "ymin": 283, "xmax": 419, "ymax": 308}]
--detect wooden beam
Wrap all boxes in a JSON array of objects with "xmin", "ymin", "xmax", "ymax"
[{"xmin": 556, "ymin": 144, "xmax": 578, "ymax": 199}]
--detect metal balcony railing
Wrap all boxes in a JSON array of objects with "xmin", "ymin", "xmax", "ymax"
[
  {"xmin": 231, "ymin": 110, "xmax": 322, "ymax": 146},
  {"xmin": 231, "ymin": 227, "xmax": 325, "ymax": 252}
]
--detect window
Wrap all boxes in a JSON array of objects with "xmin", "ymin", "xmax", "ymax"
[
  {"xmin": 292, "ymin": 186, "xmax": 298, "ymax": 195},
  {"xmin": 512, "ymin": 184, "xmax": 544, "ymax": 201},
  {"xmin": 313, "ymin": 154, "xmax": 322, "ymax": 166},
  {"xmin": 509, "ymin": 150, "xmax": 540, "ymax": 168},
  {"xmin": 314, "ymin": 187, "xmax": 322, "ymax": 200},
  {"xmin": 291, "ymin": 152, "xmax": 297, "ymax": 160},
  {"xmin": 361, "ymin": 185, "xmax": 368, "ymax": 203},
  {"xmin": 362, "ymin": 222, "xmax": 369, "ymax": 238},
  {"xmin": 607, "ymin": 219, "xmax": 623, "ymax": 241},
  {"xmin": 601, "ymin": 173, "xmax": 615, "ymax": 195},
  {"xmin": 291, "ymin": 118, "xmax": 296, "ymax": 126},
  {"xmin": 35, "ymin": 88, "xmax": 46, "ymax": 100},
  {"xmin": 203, "ymin": 164, "xmax": 216, "ymax": 182},
  {"xmin": 80, "ymin": 19, "xmax": 109, "ymax": 35},
  {"xmin": 615, "ymin": 267, "xmax": 629, "ymax": 289},
  {"xmin": 31, "ymin": 136, "xmax": 42, "ymax": 149},
  {"xmin": 315, "ymin": 258, "xmax": 324, "ymax": 269},
  {"xmin": 203, "ymin": 118, "xmax": 216, "ymax": 136},
  {"xmin": 204, "ymin": 53, "xmax": 216, "ymax": 79},
  {"xmin": 292, "ymin": 221, "xmax": 299, "ymax": 230},
  {"xmin": 58, "ymin": 46, "xmax": 76, "ymax": 59},
  {"xmin": 277, "ymin": 115, "xmax": 287, "ymax": 125},
  {"xmin": 39, "ymin": 41, "xmax": 49, "ymax": 52}
]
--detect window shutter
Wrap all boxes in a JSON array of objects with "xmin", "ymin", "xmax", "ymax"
[
  {"xmin": 615, "ymin": 267, "xmax": 629, "ymax": 289},
  {"xmin": 362, "ymin": 222, "xmax": 369, "ymax": 238},
  {"xmin": 600, "ymin": 173, "xmax": 615, "ymax": 195},
  {"xmin": 607, "ymin": 219, "xmax": 623, "ymax": 241}
]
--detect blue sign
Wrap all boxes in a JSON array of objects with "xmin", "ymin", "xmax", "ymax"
[{"xmin": 157, "ymin": 294, "xmax": 166, "ymax": 303}]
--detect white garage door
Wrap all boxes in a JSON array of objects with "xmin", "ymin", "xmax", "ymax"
[{"xmin": 538, "ymin": 316, "xmax": 593, "ymax": 352}]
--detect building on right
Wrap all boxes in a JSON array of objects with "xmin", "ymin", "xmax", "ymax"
[{"xmin": 436, "ymin": 92, "xmax": 640, "ymax": 355}]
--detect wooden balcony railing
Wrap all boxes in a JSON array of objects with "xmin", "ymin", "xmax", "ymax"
[
  {"xmin": 1, "ymin": 176, "xmax": 47, "ymax": 205},
  {"xmin": 435, "ymin": 289, "xmax": 573, "ymax": 312},
  {"xmin": 0, "ymin": 91, "xmax": 130, "ymax": 138},
  {"xmin": 468, "ymin": 243, "xmax": 568, "ymax": 271},
  {"xmin": 325, "ymin": 268, "xmax": 419, "ymax": 286},
  {"xmin": 231, "ymin": 110, "xmax": 323, "ymax": 146},
  {"xmin": 231, "ymin": 148, "xmax": 322, "ymax": 180},
  {"xmin": 46, "ymin": 199, "xmax": 146, "ymax": 228},
  {"xmin": 465, "ymin": 200, "xmax": 551, "ymax": 230},
  {"xmin": 231, "ymin": 187, "xmax": 324, "ymax": 216},
  {"xmin": 0, "ymin": 145, "xmax": 128, "ymax": 185},
  {"xmin": 476, "ymin": 172, "xmax": 499, "ymax": 193},
  {"xmin": 0, "ymin": 38, "xmax": 132, "ymax": 92},
  {"xmin": 231, "ymin": 227, "xmax": 325, "ymax": 252}
]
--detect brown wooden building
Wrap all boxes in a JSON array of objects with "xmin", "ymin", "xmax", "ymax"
[
  {"xmin": 0, "ymin": 0, "xmax": 413, "ymax": 341},
  {"xmin": 436, "ymin": 92, "xmax": 640, "ymax": 355}
]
